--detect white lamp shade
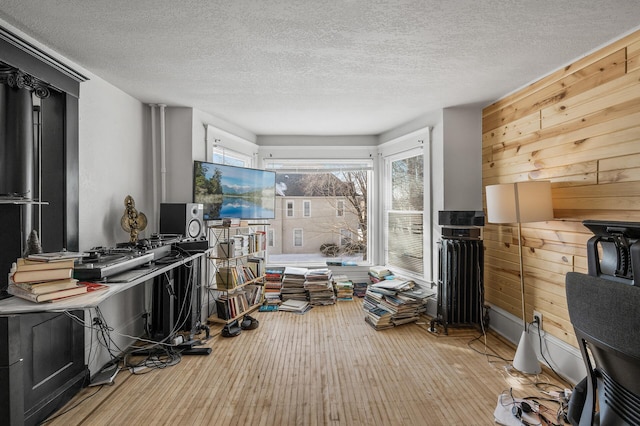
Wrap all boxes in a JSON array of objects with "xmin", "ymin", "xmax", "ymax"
[
  {"xmin": 485, "ymin": 181, "xmax": 553, "ymax": 224},
  {"xmin": 486, "ymin": 184, "xmax": 518, "ymax": 223},
  {"xmin": 512, "ymin": 330, "xmax": 541, "ymax": 374},
  {"xmin": 517, "ymin": 181, "xmax": 553, "ymax": 223}
]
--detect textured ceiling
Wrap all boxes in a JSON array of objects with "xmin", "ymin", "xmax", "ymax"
[{"xmin": 0, "ymin": 1, "xmax": 639, "ymax": 136}]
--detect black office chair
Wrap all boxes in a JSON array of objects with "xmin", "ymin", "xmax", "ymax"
[{"xmin": 565, "ymin": 272, "xmax": 640, "ymax": 425}]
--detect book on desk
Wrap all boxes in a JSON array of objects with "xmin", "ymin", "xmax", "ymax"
[{"xmin": 7, "ymin": 280, "xmax": 108, "ymax": 303}]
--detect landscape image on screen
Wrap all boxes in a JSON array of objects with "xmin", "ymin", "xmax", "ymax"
[{"xmin": 193, "ymin": 161, "xmax": 276, "ymax": 220}]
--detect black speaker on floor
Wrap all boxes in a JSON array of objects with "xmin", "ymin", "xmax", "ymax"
[{"xmin": 159, "ymin": 203, "xmax": 205, "ymax": 240}]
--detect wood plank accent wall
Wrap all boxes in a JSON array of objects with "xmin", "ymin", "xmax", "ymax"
[{"xmin": 482, "ymin": 29, "xmax": 640, "ymax": 348}]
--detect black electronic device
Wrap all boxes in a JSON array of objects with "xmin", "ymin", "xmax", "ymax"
[
  {"xmin": 173, "ymin": 239, "xmax": 209, "ymax": 253},
  {"xmin": 160, "ymin": 203, "xmax": 205, "ymax": 240},
  {"xmin": 73, "ymin": 248, "xmax": 154, "ymax": 281},
  {"xmin": 583, "ymin": 220, "xmax": 640, "ymax": 285},
  {"xmin": 438, "ymin": 210, "xmax": 485, "ymax": 227},
  {"xmin": 441, "ymin": 226, "xmax": 481, "ymax": 240}
]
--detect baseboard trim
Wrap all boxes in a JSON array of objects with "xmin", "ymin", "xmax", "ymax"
[{"xmin": 486, "ymin": 303, "xmax": 585, "ymax": 386}]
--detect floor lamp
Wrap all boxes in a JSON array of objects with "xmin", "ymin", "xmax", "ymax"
[{"xmin": 485, "ymin": 181, "xmax": 554, "ymax": 374}]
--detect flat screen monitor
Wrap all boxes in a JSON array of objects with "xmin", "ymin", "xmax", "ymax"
[{"xmin": 193, "ymin": 161, "xmax": 276, "ymax": 220}]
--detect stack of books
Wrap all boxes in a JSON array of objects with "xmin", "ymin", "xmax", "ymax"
[
  {"xmin": 304, "ymin": 268, "xmax": 335, "ymax": 306},
  {"xmin": 280, "ymin": 267, "xmax": 308, "ymax": 302},
  {"xmin": 370, "ymin": 277, "xmax": 415, "ymax": 292},
  {"xmin": 363, "ymin": 287, "xmax": 389, "ymax": 329},
  {"xmin": 332, "ymin": 274, "xmax": 354, "ymax": 301},
  {"xmin": 353, "ymin": 281, "xmax": 368, "ymax": 298},
  {"xmin": 8, "ymin": 255, "xmax": 104, "ymax": 303},
  {"xmin": 264, "ymin": 266, "xmax": 284, "ymax": 304},
  {"xmin": 362, "ymin": 277, "xmax": 435, "ymax": 330},
  {"xmin": 369, "ymin": 265, "xmax": 392, "ymax": 283},
  {"xmin": 278, "ymin": 298, "xmax": 312, "ymax": 314}
]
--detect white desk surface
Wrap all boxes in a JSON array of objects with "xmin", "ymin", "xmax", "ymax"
[{"xmin": 0, "ymin": 250, "xmax": 209, "ymax": 315}]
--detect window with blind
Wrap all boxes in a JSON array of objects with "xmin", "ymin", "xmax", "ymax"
[
  {"xmin": 385, "ymin": 152, "xmax": 424, "ymax": 275},
  {"xmin": 264, "ymin": 159, "xmax": 372, "ymax": 265}
]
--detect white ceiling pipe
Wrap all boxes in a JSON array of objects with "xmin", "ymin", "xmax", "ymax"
[{"xmin": 158, "ymin": 104, "xmax": 167, "ymax": 204}]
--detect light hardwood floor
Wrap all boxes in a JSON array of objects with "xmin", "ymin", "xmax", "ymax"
[{"xmin": 46, "ymin": 299, "xmax": 568, "ymax": 425}]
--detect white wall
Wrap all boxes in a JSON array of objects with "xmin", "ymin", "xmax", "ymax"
[
  {"xmin": 78, "ymin": 76, "xmax": 151, "ymax": 250},
  {"xmin": 163, "ymin": 107, "xmax": 260, "ymax": 203},
  {"xmin": 76, "ymin": 72, "xmax": 152, "ymax": 374},
  {"xmin": 441, "ymin": 106, "xmax": 484, "ymax": 211},
  {"xmin": 164, "ymin": 107, "xmax": 194, "ymax": 203}
]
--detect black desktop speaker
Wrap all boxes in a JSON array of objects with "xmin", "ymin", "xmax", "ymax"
[{"xmin": 160, "ymin": 203, "xmax": 205, "ymax": 240}]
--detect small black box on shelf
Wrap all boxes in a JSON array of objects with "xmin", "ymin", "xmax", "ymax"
[{"xmin": 438, "ymin": 210, "xmax": 485, "ymax": 227}]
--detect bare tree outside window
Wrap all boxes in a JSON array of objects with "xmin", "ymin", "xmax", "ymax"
[
  {"xmin": 267, "ymin": 165, "xmax": 370, "ymax": 264},
  {"xmin": 298, "ymin": 171, "xmax": 368, "ymax": 260}
]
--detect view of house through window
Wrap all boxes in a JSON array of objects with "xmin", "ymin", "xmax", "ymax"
[
  {"xmin": 386, "ymin": 151, "xmax": 424, "ymax": 276},
  {"xmin": 264, "ymin": 159, "xmax": 372, "ymax": 265}
]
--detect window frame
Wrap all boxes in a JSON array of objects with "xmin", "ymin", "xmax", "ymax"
[
  {"xmin": 286, "ymin": 200, "xmax": 294, "ymax": 218},
  {"xmin": 263, "ymin": 156, "xmax": 374, "ymax": 266},
  {"xmin": 336, "ymin": 199, "xmax": 345, "ymax": 217},
  {"xmin": 205, "ymin": 124, "xmax": 257, "ymax": 167},
  {"xmin": 210, "ymin": 146, "xmax": 251, "ymax": 167},
  {"xmin": 268, "ymin": 228, "xmax": 275, "ymax": 248},
  {"xmin": 381, "ymin": 142, "xmax": 430, "ymax": 282},
  {"xmin": 293, "ymin": 228, "xmax": 303, "ymax": 247}
]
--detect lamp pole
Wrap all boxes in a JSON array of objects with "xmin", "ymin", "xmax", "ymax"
[{"xmin": 517, "ymin": 222, "xmax": 527, "ymax": 332}]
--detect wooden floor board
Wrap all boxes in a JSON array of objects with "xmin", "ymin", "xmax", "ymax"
[{"xmin": 46, "ymin": 298, "xmax": 567, "ymax": 425}]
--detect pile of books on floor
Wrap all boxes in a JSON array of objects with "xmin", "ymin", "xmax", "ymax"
[
  {"xmin": 304, "ymin": 268, "xmax": 335, "ymax": 306},
  {"xmin": 278, "ymin": 298, "xmax": 312, "ymax": 314},
  {"xmin": 264, "ymin": 266, "xmax": 284, "ymax": 305},
  {"xmin": 280, "ymin": 267, "xmax": 308, "ymax": 302},
  {"xmin": 7, "ymin": 253, "xmax": 106, "ymax": 303},
  {"xmin": 353, "ymin": 281, "xmax": 368, "ymax": 298},
  {"xmin": 362, "ymin": 277, "xmax": 435, "ymax": 330},
  {"xmin": 369, "ymin": 265, "xmax": 392, "ymax": 283},
  {"xmin": 332, "ymin": 274, "xmax": 354, "ymax": 301}
]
